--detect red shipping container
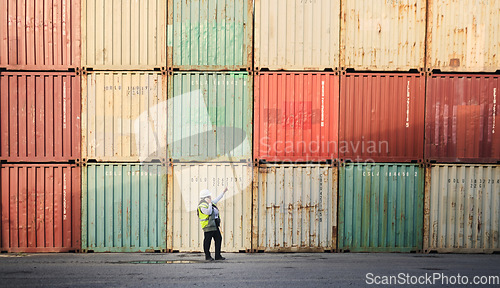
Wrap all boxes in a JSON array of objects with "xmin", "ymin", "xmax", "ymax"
[
  {"xmin": 254, "ymin": 72, "xmax": 340, "ymax": 162},
  {"xmin": 340, "ymin": 72, "xmax": 425, "ymax": 162},
  {"xmin": 426, "ymin": 74, "xmax": 500, "ymax": 163},
  {"xmin": 0, "ymin": 72, "xmax": 81, "ymax": 162},
  {"xmin": 0, "ymin": 0, "xmax": 81, "ymax": 70},
  {"xmin": 0, "ymin": 164, "xmax": 81, "ymax": 252}
]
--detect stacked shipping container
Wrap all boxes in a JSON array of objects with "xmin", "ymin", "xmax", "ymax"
[{"xmin": 0, "ymin": 1, "xmax": 82, "ymax": 253}]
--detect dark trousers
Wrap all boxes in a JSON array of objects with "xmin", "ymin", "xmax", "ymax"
[{"xmin": 203, "ymin": 228, "xmax": 222, "ymax": 259}]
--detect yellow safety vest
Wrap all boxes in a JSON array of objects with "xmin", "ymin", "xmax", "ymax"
[{"xmin": 198, "ymin": 202, "xmax": 210, "ymax": 229}]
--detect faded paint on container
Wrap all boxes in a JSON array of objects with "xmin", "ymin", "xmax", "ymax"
[
  {"xmin": 253, "ymin": 164, "xmax": 337, "ymax": 252},
  {"xmin": 82, "ymin": 72, "xmax": 167, "ymax": 162},
  {"xmin": 82, "ymin": 163, "xmax": 167, "ymax": 252},
  {"xmin": 339, "ymin": 163, "xmax": 424, "ymax": 252},
  {"xmin": 167, "ymin": 163, "xmax": 252, "ymax": 252},
  {"xmin": 341, "ymin": 0, "xmax": 426, "ymax": 71},
  {"xmin": 0, "ymin": 0, "xmax": 81, "ymax": 70},
  {"xmin": 427, "ymin": 0, "xmax": 500, "ymax": 72},
  {"xmin": 0, "ymin": 72, "xmax": 81, "ymax": 162},
  {"xmin": 340, "ymin": 73, "xmax": 425, "ymax": 162},
  {"xmin": 168, "ymin": 72, "xmax": 252, "ymax": 161},
  {"xmin": 254, "ymin": 72, "xmax": 339, "ymax": 162},
  {"xmin": 254, "ymin": 0, "xmax": 340, "ymax": 71},
  {"xmin": 82, "ymin": 0, "xmax": 166, "ymax": 70},
  {"xmin": 168, "ymin": 0, "xmax": 252, "ymax": 70},
  {"xmin": 426, "ymin": 75, "xmax": 500, "ymax": 163},
  {"xmin": 0, "ymin": 164, "xmax": 81, "ymax": 253},
  {"xmin": 424, "ymin": 165, "xmax": 500, "ymax": 253}
]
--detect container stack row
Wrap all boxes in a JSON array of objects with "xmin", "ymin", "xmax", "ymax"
[
  {"xmin": 1, "ymin": 0, "xmax": 499, "ymax": 254},
  {"xmin": 0, "ymin": 0, "xmax": 82, "ymax": 252}
]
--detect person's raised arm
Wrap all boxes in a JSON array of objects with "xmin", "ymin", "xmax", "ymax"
[{"xmin": 212, "ymin": 187, "xmax": 228, "ymax": 204}]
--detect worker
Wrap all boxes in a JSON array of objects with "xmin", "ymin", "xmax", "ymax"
[{"xmin": 197, "ymin": 187, "xmax": 228, "ymax": 261}]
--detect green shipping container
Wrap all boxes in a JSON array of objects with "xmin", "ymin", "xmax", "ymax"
[
  {"xmin": 339, "ymin": 163, "xmax": 424, "ymax": 252},
  {"xmin": 168, "ymin": 72, "xmax": 252, "ymax": 161},
  {"xmin": 168, "ymin": 0, "xmax": 253, "ymax": 70},
  {"xmin": 82, "ymin": 163, "xmax": 167, "ymax": 252}
]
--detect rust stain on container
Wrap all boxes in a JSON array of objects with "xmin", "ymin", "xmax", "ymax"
[
  {"xmin": 340, "ymin": 72, "xmax": 425, "ymax": 162},
  {"xmin": 0, "ymin": 0, "xmax": 81, "ymax": 70},
  {"xmin": 425, "ymin": 74, "xmax": 500, "ymax": 163},
  {"xmin": 254, "ymin": 72, "xmax": 340, "ymax": 162},
  {"xmin": 0, "ymin": 72, "xmax": 81, "ymax": 162},
  {"xmin": 0, "ymin": 164, "xmax": 81, "ymax": 253}
]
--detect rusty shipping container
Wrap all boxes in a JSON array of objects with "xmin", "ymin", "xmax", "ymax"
[
  {"xmin": 427, "ymin": 0, "xmax": 500, "ymax": 72},
  {"xmin": 82, "ymin": 0, "xmax": 166, "ymax": 70},
  {"xmin": 82, "ymin": 163, "xmax": 167, "ymax": 252},
  {"xmin": 340, "ymin": 0, "xmax": 426, "ymax": 71},
  {"xmin": 0, "ymin": 164, "xmax": 81, "ymax": 253},
  {"xmin": 167, "ymin": 163, "xmax": 252, "ymax": 252},
  {"xmin": 0, "ymin": 72, "xmax": 81, "ymax": 162},
  {"xmin": 254, "ymin": 0, "xmax": 340, "ymax": 71},
  {"xmin": 254, "ymin": 72, "xmax": 339, "ymax": 162},
  {"xmin": 168, "ymin": 72, "xmax": 252, "ymax": 162},
  {"xmin": 426, "ymin": 74, "xmax": 500, "ymax": 163},
  {"xmin": 339, "ymin": 163, "xmax": 424, "ymax": 252},
  {"xmin": 340, "ymin": 73, "xmax": 425, "ymax": 162},
  {"xmin": 168, "ymin": 0, "xmax": 252, "ymax": 71},
  {"xmin": 82, "ymin": 71, "xmax": 167, "ymax": 162},
  {"xmin": 424, "ymin": 164, "xmax": 500, "ymax": 253},
  {"xmin": 0, "ymin": 0, "xmax": 81, "ymax": 70},
  {"xmin": 253, "ymin": 164, "xmax": 337, "ymax": 252}
]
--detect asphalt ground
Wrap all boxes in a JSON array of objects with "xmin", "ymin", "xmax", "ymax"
[{"xmin": 0, "ymin": 252, "xmax": 499, "ymax": 287}]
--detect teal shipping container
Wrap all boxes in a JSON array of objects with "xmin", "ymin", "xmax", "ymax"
[
  {"xmin": 167, "ymin": 0, "xmax": 253, "ymax": 70},
  {"xmin": 339, "ymin": 163, "xmax": 424, "ymax": 252},
  {"xmin": 167, "ymin": 72, "xmax": 252, "ymax": 162},
  {"xmin": 82, "ymin": 163, "xmax": 167, "ymax": 252}
]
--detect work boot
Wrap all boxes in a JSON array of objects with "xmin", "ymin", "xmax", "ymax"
[
  {"xmin": 215, "ymin": 256, "xmax": 226, "ymax": 261},
  {"xmin": 205, "ymin": 256, "xmax": 214, "ymax": 261}
]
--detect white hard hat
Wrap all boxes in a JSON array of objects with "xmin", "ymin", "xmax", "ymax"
[{"xmin": 200, "ymin": 189, "xmax": 211, "ymax": 199}]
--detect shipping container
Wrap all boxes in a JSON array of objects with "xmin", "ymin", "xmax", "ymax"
[
  {"xmin": 254, "ymin": 0, "xmax": 340, "ymax": 71},
  {"xmin": 82, "ymin": 0, "xmax": 166, "ymax": 70},
  {"xmin": 340, "ymin": 0, "xmax": 426, "ymax": 71},
  {"xmin": 167, "ymin": 162, "xmax": 252, "ymax": 252},
  {"xmin": 427, "ymin": 0, "xmax": 500, "ymax": 72},
  {"xmin": 426, "ymin": 74, "xmax": 500, "ymax": 163},
  {"xmin": 0, "ymin": 0, "xmax": 81, "ymax": 70},
  {"xmin": 424, "ymin": 165, "xmax": 500, "ymax": 253},
  {"xmin": 168, "ymin": 0, "xmax": 252, "ymax": 71},
  {"xmin": 82, "ymin": 72, "xmax": 167, "ymax": 162},
  {"xmin": 340, "ymin": 73, "xmax": 425, "ymax": 162},
  {"xmin": 254, "ymin": 72, "xmax": 339, "ymax": 162},
  {"xmin": 82, "ymin": 163, "xmax": 167, "ymax": 252},
  {"xmin": 168, "ymin": 72, "xmax": 252, "ymax": 162},
  {"xmin": 339, "ymin": 163, "xmax": 424, "ymax": 252},
  {"xmin": 0, "ymin": 72, "xmax": 81, "ymax": 162},
  {"xmin": 0, "ymin": 164, "xmax": 81, "ymax": 253},
  {"xmin": 253, "ymin": 164, "xmax": 337, "ymax": 252}
]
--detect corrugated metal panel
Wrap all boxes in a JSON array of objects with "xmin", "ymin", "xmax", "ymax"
[
  {"xmin": 0, "ymin": 0, "xmax": 81, "ymax": 70},
  {"xmin": 425, "ymin": 75, "xmax": 500, "ymax": 163},
  {"xmin": 253, "ymin": 164, "xmax": 337, "ymax": 252},
  {"xmin": 424, "ymin": 165, "xmax": 500, "ymax": 253},
  {"xmin": 82, "ymin": 0, "xmax": 166, "ymax": 70},
  {"xmin": 82, "ymin": 72, "xmax": 167, "ymax": 162},
  {"xmin": 82, "ymin": 163, "xmax": 167, "ymax": 252},
  {"xmin": 167, "ymin": 72, "xmax": 252, "ymax": 161},
  {"xmin": 254, "ymin": 72, "xmax": 339, "ymax": 162},
  {"xmin": 0, "ymin": 164, "xmax": 81, "ymax": 253},
  {"xmin": 340, "ymin": 73, "xmax": 425, "ymax": 162},
  {"xmin": 0, "ymin": 72, "xmax": 81, "ymax": 162},
  {"xmin": 254, "ymin": 0, "xmax": 340, "ymax": 71},
  {"xmin": 167, "ymin": 163, "xmax": 252, "ymax": 252},
  {"xmin": 341, "ymin": 0, "xmax": 426, "ymax": 71},
  {"xmin": 339, "ymin": 163, "xmax": 424, "ymax": 252},
  {"xmin": 167, "ymin": 0, "xmax": 252, "ymax": 70},
  {"xmin": 427, "ymin": 0, "xmax": 500, "ymax": 72}
]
